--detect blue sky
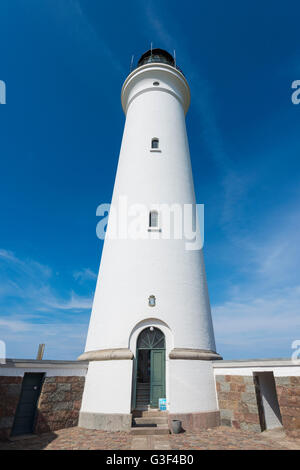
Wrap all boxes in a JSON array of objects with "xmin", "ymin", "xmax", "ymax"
[{"xmin": 0, "ymin": 0, "xmax": 300, "ymax": 360}]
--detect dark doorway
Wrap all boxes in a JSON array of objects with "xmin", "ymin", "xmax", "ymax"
[
  {"xmin": 134, "ymin": 327, "xmax": 165, "ymax": 409},
  {"xmin": 254, "ymin": 372, "xmax": 283, "ymax": 431},
  {"xmin": 11, "ymin": 373, "xmax": 44, "ymax": 437},
  {"xmin": 137, "ymin": 349, "xmax": 150, "ymax": 383}
]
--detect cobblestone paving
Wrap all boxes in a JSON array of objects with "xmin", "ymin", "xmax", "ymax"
[
  {"xmin": 0, "ymin": 426, "xmax": 299, "ymax": 450},
  {"xmin": 169, "ymin": 427, "xmax": 294, "ymax": 450},
  {"xmin": 0, "ymin": 428, "xmax": 132, "ymax": 450}
]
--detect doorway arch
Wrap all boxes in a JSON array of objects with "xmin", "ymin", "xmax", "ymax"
[{"xmin": 134, "ymin": 327, "xmax": 166, "ymax": 409}]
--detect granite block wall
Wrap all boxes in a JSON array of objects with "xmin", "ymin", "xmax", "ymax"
[
  {"xmin": 215, "ymin": 375, "xmax": 261, "ymax": 433},
  {"xmin": 0, "ymin": 375, "xmax": 85, "ymax": 440},
  {"xmin": 275, "ymin": 376, "xmax": 300, "ymax": 436},
  {"xmin": 35, "ymin": 376, "xmax": 85, "ymax": 433},
  {"xmin": 0, "ymin": 377, "xmax": 22, "ymax": 440}
]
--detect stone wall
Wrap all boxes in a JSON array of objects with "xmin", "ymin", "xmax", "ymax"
[
  {"xmin": 0, "ymin": 377, "xmax": 22, "ymax": 440},
  {"xmin": 216, "ymin": 375, "xmax": 261, "ymax": 433},
  {"xmin": 275, "ymin": 376, "xmax": 300, "ymax": 436},
  {"xmin": 35, "ymin": 376, "xmax": 85, "ymax": 433},
  {"xmin": 0, "ymin": 375, "xmax": 85, "ymax": 440}
]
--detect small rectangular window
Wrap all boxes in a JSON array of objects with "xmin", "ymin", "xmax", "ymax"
[
  {"xmin": 151, "ymin": 138, "xmax": 159, "ymax": 149},
  {"xmin": 149, "ymin": 210, "xmax": 158, "ymax": 227},
  {"xmin": 148, "ymin": 210, "xmax": 161, "ymax": 232}
]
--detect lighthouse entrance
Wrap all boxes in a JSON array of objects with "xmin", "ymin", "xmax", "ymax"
[{"xmin": 135, "ymin": 327, "xmax": 166, "ymax": 409}]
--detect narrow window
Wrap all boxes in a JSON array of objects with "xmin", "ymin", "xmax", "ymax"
[
  {"xmin": 149, "ymin": 210, "xmax": 158, "ymax": 228},
  {"xmin": 151, "ymin": 138, "xmax": 159, "ymax": 149}
]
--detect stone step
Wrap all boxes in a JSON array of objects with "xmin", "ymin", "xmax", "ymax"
[
  {"xmin": 133, "ymin": 409, "xmax": 167, "ymax": 417},
  {"xmin": 130, "ymin": 426, "xmax": 170, "ymax": 436},
  {"xmin": 134, "ymin": 417, "xmax": 168, "ymax": 425}
]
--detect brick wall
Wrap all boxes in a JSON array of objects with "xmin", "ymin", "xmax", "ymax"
[
  {"xmin": 216, "ymin": 375, "xmax": 261, "ymax": 433},
  {"xmin": 275, "ymin": 376, "xmax": 300, "ymax": 436},
  {"xmin": 0, "ymin": 377, "xmax": 22, "ymax": 440},
  {"xmin": 35, "ymin": 376, "xmax": 85, "ymax": 433}
]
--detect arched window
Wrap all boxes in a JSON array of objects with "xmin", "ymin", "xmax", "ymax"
[
  {"xmin": 137, "ymin": 327, "xmax": 165, "ymax": 349},
  {"xmin": 149, "ymin": 210, "xmax": 158, "ymax": 228},
  {"xmin": 151, "ymin": 138, "xmax": 159, "ymax": 149}
]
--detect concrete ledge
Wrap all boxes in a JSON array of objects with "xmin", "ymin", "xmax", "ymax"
[
  {"xmin": 169, "ymin": 348, "xmax": 222, "ymax": 361},
  {"xmin": 168, "ymin": 411, "xmax": 220, "ymax": 432},
  {"xmin": 213, "ymin": 358, "xmax": 297, "ymax": 368},
  {"xmin": 77, "ymin": 348, "xmax": 133, "ymax": 362},
  {"xmin": 79, "ymin": 411, "xmax": 132, "ymax": 431},
  {"xmin": 0, "ymin": 359, "xmax": 89, "ymax": 370}
]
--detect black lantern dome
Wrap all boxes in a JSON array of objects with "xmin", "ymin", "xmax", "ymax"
[{"xmin": 136, "ymin": 48, "xmax": 183, "ymax": 75}]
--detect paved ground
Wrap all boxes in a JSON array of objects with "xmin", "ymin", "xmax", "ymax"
[{"xmin": 0, "ymin": 426, "xmax": 299, "ymax": 450}]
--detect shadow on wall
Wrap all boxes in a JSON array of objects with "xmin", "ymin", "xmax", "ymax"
[
  {"xmin": 0, "ymin": 374, "xmax": 85, "ymax": 441},
  {"xmin": 0, "ymin": 376, "xmax": 23, "ymax": 440},
  {"xmin": 34, "ymin": 376, "xmax": 85, "ymax": 434},
  {"xmin": 0, "ymin": 429, "xmax": 58, "ymax": 450}
]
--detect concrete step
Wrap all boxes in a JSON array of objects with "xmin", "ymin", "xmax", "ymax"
[
  {"xmin": 133, "ymin": 409, "xmax": 167, "ymax": 417},
  {"xmin": 134, "ymin": 417, "xmax": 168, "ymax": 425},
  {"xmin": 130, "ymin": 426, "xmax": 170, "ymax": 436}
]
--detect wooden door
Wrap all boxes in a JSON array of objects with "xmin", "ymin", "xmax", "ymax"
[
  {"xmin": 150, "ymin": 349, "xmax": 165, "ymax": 408},
  {"xmin": 11, "ymin": 373, "xmax": 44, "ymax": 436}
]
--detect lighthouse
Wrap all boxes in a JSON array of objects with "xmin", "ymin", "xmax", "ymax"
[{"xmin": 78, "ymin": 49, "xmax": 222, "ymax": 432}]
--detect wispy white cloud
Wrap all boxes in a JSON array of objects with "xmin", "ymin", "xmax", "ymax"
[
  {"xmin": 50, "ymin": 0, "xmax": 126, "ymax": 75},
  {"xmin": 43, "ymin": 291, "xmax": 93, "ymax": 311},
  {"xmin": 0, "ymin": 249, "xmax": 52, "ymax": 279},
  {"xmin": 0, "ymin": 249, "xmax": 92, "ymax": 358},
  {"xmin": 0, "ymin": 318, "xmax": 30, "ymax": 333},
  {"xmin": 0, "ymin": 249, "xmax": 93, "ymax": 313},
  {"xmin": 213, "ymin": 285, "xmax": 300, "ymax": 358},
  {"xmin": 139, "ymin": 1, "xmax": 251, "ymax": 230},
  {"xmin": 212, "ymin": 204, "xmax": 300, "ymax": 358},
  {"xmin": 138, "ymin": 3, "xmax": 300, "ymax": 360},
  {"xmin": 73, "ymin": 267, "xmax": 97, "ymax": 283},
  {"xmin": 1, "ymin": 319, "xmax": 88, "ymax": 360},
  {"xmin": 143, "ymin": 2, "xmax": 175, "ymax": 51}
]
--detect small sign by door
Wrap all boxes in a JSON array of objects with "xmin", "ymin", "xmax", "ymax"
[{"xmin": 159, "ymin": 398, "xmax": 167, "ymax": 411}]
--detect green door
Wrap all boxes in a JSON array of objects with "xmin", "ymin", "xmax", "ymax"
[{"xmin": 150, "ymin": 349, "xmax": 165, "ymax": 408}]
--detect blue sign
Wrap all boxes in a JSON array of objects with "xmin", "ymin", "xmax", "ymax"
[{"xmin": 159, "ymin": 398, "xmax": 167, "ymax": 410}]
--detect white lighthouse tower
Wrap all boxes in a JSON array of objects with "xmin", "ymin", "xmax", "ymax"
[{"xmin": 78, "ymin": 49, "xmax": 222, "ymax": 432}]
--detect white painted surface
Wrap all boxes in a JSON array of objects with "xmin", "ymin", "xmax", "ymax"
[
  {"xmin": 213, "ymin": 365, "xmax": 300, "ymax": 377},
  {"xmin": 256, "ymin": 373, "xmax": 283, "ymax": 430},
  {"xmin": 85, "ymin": 63, "xmax": 216, "ymax": 356},
  {"xmin": 169, "ymin": 360, "xmax": 218, "ymax": 413},
  {"xmin": 0, "ymin": 363, "xmax": 87, "ymax": 377},
  {"xmin": 81, "ymin": 59, "xmax": 218, "ymax": 416},
  {"xmin": 80, "ymin": 361, "xmax": 133, "ymax": 414}
]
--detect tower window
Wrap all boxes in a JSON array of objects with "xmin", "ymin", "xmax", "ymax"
[
  {"xmin": 148, "ymin": 210, "xmax": 161, "ymax": 232},
  {"xmin": 149, "ymin": 210, "xmax": 158, "ymax": 228},
  {"xmin": 151, "ymin": 138, "xmax": 159, "ymax": 149}
]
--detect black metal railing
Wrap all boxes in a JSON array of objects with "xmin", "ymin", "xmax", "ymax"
[{"xmin": 130, "ymin": 49, "xmax": 185, "ymax": 76}]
